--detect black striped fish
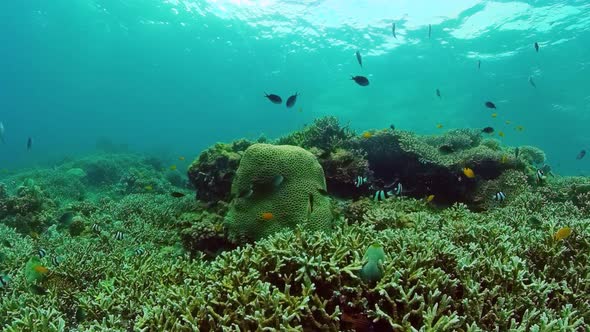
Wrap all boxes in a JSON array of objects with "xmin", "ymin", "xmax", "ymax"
[
  {"xmin": 493, "ymin": 191, "xmax": 506, "ymax": 201},
  {"xmin": 373, "ymin": 190, "xmax": 394, "ymax": 202},
  {"xmin": 355, "ymin": 176, "xmax": 367, "ymax": 188},
  {"xmin": 38, "ymin": 249, "xmax": 47, "ymax": 258},
  {"xmin": 91, "ymin": 223, "xmax": 101, "ymax": 233},
  {"xmin": 536, "ymin": 169, "xmax": 545, "ymax": 183},
  {"xmin": 51, "ymin": 256, "xmax": 62, "ymax": 266},
  {"xmin": 114, "ymin": 231, "xmax": 124, "ymax": 240},
  {"xmin": 135, "ymin": 248, "xmax": 145, "ymax": 256}
]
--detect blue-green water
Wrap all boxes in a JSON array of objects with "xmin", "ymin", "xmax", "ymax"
[{"xmin": 1, "ymin": 0, "xmax": 589, "ymax": 174}]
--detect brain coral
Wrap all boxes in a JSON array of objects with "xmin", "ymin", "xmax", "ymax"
[{"xmin": 225, "ymin": 144, "xmax": 334, "ymax": 242}]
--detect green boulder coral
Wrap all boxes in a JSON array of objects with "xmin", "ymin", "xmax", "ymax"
[{"xmin": 225, "ymin": 144, "xmax": 334, "ymax": 242}]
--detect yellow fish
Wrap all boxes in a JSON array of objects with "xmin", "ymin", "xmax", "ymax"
[
  {"xmin": 505, "ymin": 120, "xmax": 511, "ymax": 125},
  {"xmin": 553, "ymin": 227, "xmax": 572, "ymax": 241},
  {"xmin": 498, "ymin": 131, "xmax": 505, "ymax": 137},
  {"xmin": 145, "ymin": 185, "xmax": 153, "ymax": 191},
  {"xmin": 436, "ymin": 124, "xmax": 444, "ymax": 129},
  {"xmin": 501, "ymin": 155, "xmax": 508, "ymax": 164},
  {"xmin": 29, "ymin": 231, "xmax": 40, "ymax": 240},
  {"xmin": 491, "ymin": 113, "xmax": 497, "ymax": 118},
  {"xmin": 170, "ymin": 165, "xmax": 177, "ymax": 171},
  {"xmin": 362, "ymin": 131, "xmax": 372, "ymax": 139},
  {"xmin": 462, "ymin": 167, "xmax": 475, "ymax": 179},
  {"xmin": 34, "ymin": 265, "xmax": 49, "ymax": 275},
  {"xmin": 515, "ymin": 126, "xmax": 524, "ymax": 132},
  {"xmin": 426, "ymin": 195, "xmax": 435, "ymax": 203},
  {"xmin": 178, "ymin": 156, "xmax": 185, "ymax": 161}
]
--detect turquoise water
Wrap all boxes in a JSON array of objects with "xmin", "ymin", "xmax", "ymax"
[{"xmin": 1, "ymin": 0, "xmax": 589, "ymax": 174}]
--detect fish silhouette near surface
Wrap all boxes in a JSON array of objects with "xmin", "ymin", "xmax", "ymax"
[
  {"xmin": 264, "ymin": 93, "xmax": 282, "ymax": 104},
  {"xmin": 286, "ymin": 93, "xmax": 299, "ymax": 108},
  {"xmin": 355, "ymin": 51, "xmax": 362, "ymax": 68},
  {"xmin": 351, "ymin": 76, "xmax": 369, "ymax": 86}
]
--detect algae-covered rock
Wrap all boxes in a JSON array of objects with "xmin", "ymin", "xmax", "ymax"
[{"xmin": 225, "ymin": 144, "xmax": 334, "ymax": 242}]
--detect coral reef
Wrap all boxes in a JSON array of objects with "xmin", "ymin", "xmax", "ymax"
[{"xmin": 225, "ymin": 144, "xmax": 334, "ymax": 243}]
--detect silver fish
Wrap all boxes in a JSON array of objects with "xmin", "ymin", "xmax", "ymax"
[{"xmin": 392, "ymin": 22, "xmax": 397, "ymax": 39}]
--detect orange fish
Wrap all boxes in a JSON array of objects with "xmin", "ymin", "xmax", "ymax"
[
  {"xmin": 553, "ymin": 227, "xmax": 572, "ymax": 241},
  {"xmin": 34, "ymin": 265, "xmax": 49, "ymax": 274},
  {"xmin": 261, "ymin": 212, "xmax": 274, "ymax": 221},
  {"xmin": 462, "ymin": 167, "xmax": 475, "ymax": 178},
  {"xmin": 436, "ymin": 124, "xmax": 443, "ymax": 129},
  {"xmin": 498, "ymin": 131, "xmax": 505, "ymax": 137},
  {"xmin": 426, "ymin": 195, "xmax": 435, "ymax": 203},
  {"xmin": 361, "ymin": 132, "xmax": 372, "ymax": 139}
]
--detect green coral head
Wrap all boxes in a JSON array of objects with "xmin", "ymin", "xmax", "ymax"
[
  {"xmin": 360, "ymin": 242, "xmax": 386, "ymax": 284},
  {"xmin": 364, "ymin": 242, "xmax": 385, "ymax": 262}
]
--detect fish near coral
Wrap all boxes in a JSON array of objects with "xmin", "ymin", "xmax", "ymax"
[
  {"xmin": 25, "ymin": 257, "xmax": 48, "ymax": 284},
  {"xmin": 261, "ymin": 212, "xmax": 273, "ymax": 221},
  {"xmin": 169, "ymin": 165, "xmax": 177, "ymax": 171},
  {"xmin": 360, "ymin": 243, "xmax": 385, "ymax": 284},
  {"xmin": 462, "ymin": 167, "xmax": 475, "ymax": 179},
  {"xmin": 361, "ymin": 131, "xmax": 372, "ymax": 139},
  {"xmin": 554, "ymin": 227, "xmax": 572, "ymax": 241},
  {"xmin": 436, "ymin": 123, "xmax": 443, "ymax": 129},
  {"xmin": 426, "ymin": 194, "xmax": 435, "ymax": 203}
]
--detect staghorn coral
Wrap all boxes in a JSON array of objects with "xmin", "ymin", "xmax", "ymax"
[
  {"xmin": 276, "ymin": 116, "xmax": 355, "ymax": 154},
  {"xmin": 225, "ymin": 144, "xmax": 334, "ymax": 243},
  {"xmin": 179, "ymin": 211, "xmax": 235, "ymax": 258}
]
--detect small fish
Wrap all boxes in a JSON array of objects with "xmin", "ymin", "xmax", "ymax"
[
  {"xmin": 576, "ymin": 150, "xmax": 586, "ymax": 160},
  {"xmin": 170, "ymin": 192, "xmax": 186, "ymax": 198},
  {"xmin": 438, "ymin": 145, "xmax": 454, "ymax": 154},
  {"xmin": 536, "ymin": 169, "xmax": 546, "ymax": 183},
  {"xmin": 362, "ymin": 131, "xmax": 372, "ymax": 139},
  {"xmin": 286, "ymin": 93, "xmax": 299, "ymax": 108},
  {"xmin": 355, "ymin": 176, "xmax": 367, "ymax": 187},
  {"xmin": 515, "ymin": 126, "xmax": 524, "ymax": 132},
  {"xmin": 392, "ymin": 22, "xmax": 397, "ymax": 38},
  {"xmin": 237, "ymin": 188, "xmax": 254, "ymax": 199},
  {"xmin": 389, "ymin": 124, "xmax": 395, "ymax": 130},
  {"xmin": 0, "ymin": 274, "xmax": 10, "ymax": 288},
  {"xmin": 145, "ymin": 185, "xmax": 153, "ymax": 191},
  {"xmin": 436, "ymin": 89, "xmax": 441, "ymax": 98},
  {"xmin": 505, "ymin": 120, "xmax": 511, "ymax": 125},
  {"xmin": 485, "ymin": 101, "xmax": 497, "ymax": 109},
  {"xmin": 91, "ymin": 223, "xmax": 101, "ymax": 233},
  {"xmin": 462, "ymin": 168, "xmax": 475, "ymax": 179},
  {"xmin": 493, "ymin": 191, "xmax": 506, "ymax": 201},
  {"xmin": 355, "ymin": 51, "xmax": 362, "ymax": 68},
  {"xmin": 241, "ymin": 175, "xmax": 284, "ymax": 199},
  {"xmin": 498, "ymin": 131, "xmax": 505, "ymax": 137},
  {"xmin": 264, "ymin": 93, "xmax": 282, "ymax": 104},
  {"xmin": 178, "ymin": 156, "xmax": 185, "ymax": 161},
  {"xmin": 0, "ymin": 122, "xmax": 4, "ymax": 143},
  {"xmin": 27, "ymin": 137, "xmax": 32, "ymax": 150},
  {"xmin": 491, "ymin": 113, "xmax": 498, "ymax": 118},
  {"xmin": 553, "ymin": 227, "xmax": 572, "ymax": 241},
  {"xmin": 169, "ymin": 165, "xmax": 177, "ymax": 171},
  {"xmin": 426, "ymin": 195, "xmax": 435, "ymax": 203},
  {"xmin": 478, "ymin": 60, "xmax": 481, "ymax": 70},
  {"xmin": 261, "ymin": 212, "xmax": 274, "ymax": 221},
  {"xmin": 482, "ymin": 127, "xmax": 494, "ymax": 134},
  {"xmin": 38, "ymin": 249, "xmax": 47, "ymax": 258},
  {"xmin": 51, "ymin": 256, "xmax": 62, "ymax": 266},
  {"xmin": 515, "ymin": 147, "xmax": 520, "ymax": 159},
  {"xmin": 534, "ymin": 42, "xmax": 539, "ymax": 52},
  {"xmin": 428, "ymin": 24, "xmax": 432, "ymax": 38},
  {"xmin": 373, "ymin": 189, "xmax": 394, "ymax": 202},
  {"xmin": 528, "ymin": 76, "xmax": 536, "ymax": 88},
  {"xmin": 114, "ymin": 231, "xmax": 124, "ymax": 241},
  {"xmin": 30, "ymin": 231, "xmax": 40, "ymax": 240},
  {"xmin": 34, "ymin": 265, "xmax": 49, "ymax": 275},
  {"xmin": 135, "ymin": 248, "xmax": 145, "ymax": 256},
  {"xmin": 501, "ymin": 155, "xmax": 508, "ymax": 164},
  {"xmin": 351, "ymin": 75, "xmax": 369, "ymax": 86},
  {"xmin": 436, "ymin": 124, "xmax": 443, "ymax": 129}
]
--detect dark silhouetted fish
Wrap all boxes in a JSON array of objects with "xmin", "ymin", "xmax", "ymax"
[
  {"xmin": 264, "ymin": 93, "xmax": 282, "ymax": 104},
  {"xmin": 482, "ymin": 127, "xmax": 494, "ymax": 134},
  {"xmin": 390, "ymin": 124, "xmax": 395, "ymax": 130},
  {"xmin": 286, "ymin": 93, "xmax": 298, "ymax": 108},
  {"xmin": 528, "ymin": 76, "xmax": 536, "ymax": 88},
  {"xmin": 351, "ymin": 76, "xmax": 369, "ymax": 86},
  {"xmin": 392, "ymin": 22, "xmax": 397, "ymax": 38},
  {"xmin": 428, "ymin": 24, "xmax": 432, "ymax": 38},
  {"xmin": 478, "ymin": 60, "xmax": 481, "ymax": 70},
  {"xmin": 356, "ymin": 51, "xmax": 362, "ymax": 68},
  {"xmin": 534, "ymin": 42, "xmax": 539, "ymax": 52},
  {"xmin": 515, "ymin": 147, "xmax": 520, "ymax": 159},
  {"xmin": 577, "ymin": 150, "xmax": 586, "ymax": 160},
  {"xmin": 436, "ymin": 89, "xmax": 441, "ymax": 98},
  {"xmin": 484, "ymin": 101, "xmax": 497, "ymax": 109},
  {"xmin": 170, "ymin": 192, "xmax": 186, "ymax": 198},
  {"xmin": 27, "ymin": 137, "xmax": 32, "ymax": 150}
]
